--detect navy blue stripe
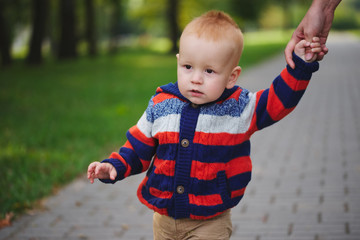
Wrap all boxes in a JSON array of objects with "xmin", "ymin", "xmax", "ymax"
[
  {"xmin": 146, "ymin": 168, "xmax": 174, "ymax": 192},
  {"xmin": 127, "ymin": 131, "xmax": 156, "ymax": 161},
  {"xmin": 193, "ymin": 141, "xmax": 251, "ymax": 163},
  {"xmin": 119, "ymin": 147, "xmax": 143, "ymax": 175},
  {"xmin": 273, "ymin": 75, "xmax": 306, "ymax": 109},
  {"xmin": 189, "ymin": 195, "xmax": 243, "ymax": 217},
  {"xmin": 140, "ymin": 185, "xmax": 172, "ymax": 209},
  {"xmin": 157, "ymin": 141, "xmax": 251, "ymax": 163},
  {"xmin": 256, "ymin": 89, "xmax": 276, "ymax": 129},
  {"xmin": 190, "ymin": 171, "xmax": 251, "ymax": 195},
  {"xmin": 228, "ymin": 172, "xmax": 252, "ymax": 190},
  {"xmin": 156, "ymin": 144, "xmax": 178, "ymax": 160},
  {"xmin": 190, "ymin": 204, "xmax": 228, "ymax": 217},
  {"xmin": 288, "ymin": 52, "xmax": 319, "ymax": 79},
  {"xmin": 190, "ymin": 178, "xmax": 218, "ymax": 195}
]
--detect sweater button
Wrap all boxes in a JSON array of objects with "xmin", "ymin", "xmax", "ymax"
[
  {"xmin": 176, "ymin": 185, "xmax": 185, "ymax": 194},
  {"xmin": 181, "ymin": 139, "xmax": 190, "ymax": 148}
]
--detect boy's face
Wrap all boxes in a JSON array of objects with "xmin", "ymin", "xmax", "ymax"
[{"xmin": 177, "ymin": 34, "xmax": 241, "ymax": 105}]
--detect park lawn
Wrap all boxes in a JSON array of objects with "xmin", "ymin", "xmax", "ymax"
[{"xmin": 0, "ymin": 40, "xmax": 287, "ymax": 219}]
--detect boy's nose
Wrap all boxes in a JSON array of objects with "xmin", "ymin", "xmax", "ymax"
[{"xmin": 191, "ymin": 71, "xmax": 203, "ymax": 84}]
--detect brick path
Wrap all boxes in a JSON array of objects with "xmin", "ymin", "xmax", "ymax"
[{"xmin": 1, "ymin": 33, "xmax": 359, "ymax": 240}]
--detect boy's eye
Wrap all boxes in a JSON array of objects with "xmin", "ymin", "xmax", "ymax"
[
  {"xmin": 205, "ymin": 69, "xmax": 214, "ymax": 74},
  {"xmin": 185, "ymin": 65, "xmax": 191, "ymax": 70}
]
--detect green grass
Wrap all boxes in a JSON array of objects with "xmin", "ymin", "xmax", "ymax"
[{"xmin": 0, "ymin": 39, "xmax": 287, "ymax": 219}]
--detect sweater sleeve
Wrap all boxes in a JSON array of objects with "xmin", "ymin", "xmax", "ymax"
[
  {"xmin": 248, "ymin": 52, "xmax": 319, "ymax": 133},
  {"xmin": 100, "ymin": 98, "xmax": 158, "ymax": 184}
]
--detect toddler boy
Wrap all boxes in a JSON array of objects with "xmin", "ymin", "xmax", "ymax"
[{"xmin": 87, "ymin": 10, "xmax": 321, "ymax": 239}]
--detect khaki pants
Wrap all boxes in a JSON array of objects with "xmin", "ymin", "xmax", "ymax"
[{"xmin": 153, "ymin": 210, "xmax": 232, "ymax": 240}]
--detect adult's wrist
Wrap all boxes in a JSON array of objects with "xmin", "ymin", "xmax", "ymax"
[
  {"xmin": 310, "ymin": 0, "xmax": 340, "ymax": 12},
  {"xmin": 327, "ymin": 0, "xmax": 341, "ymax": 12}
]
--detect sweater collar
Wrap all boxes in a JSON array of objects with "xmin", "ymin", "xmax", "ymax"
[{"xmin": 157, "ymin": 82, "xmax": 239, "ymax": 105}]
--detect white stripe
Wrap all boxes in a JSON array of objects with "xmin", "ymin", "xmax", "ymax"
[
  {"xmin": 152, "ymin": 114, "xmax": 181, "ymax": 136},
  {"xmin": 196, "ymin": 93, "xmax": 256, "ymax": 134},
  {"xmin": 137, "ymin": 92, "xmax": 257, "ymax": 137},
  {"xmin": 137, "ymin": 112, "xmax": 153, "ymax": 138}
]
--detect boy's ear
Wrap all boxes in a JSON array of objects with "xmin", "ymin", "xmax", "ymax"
[
  {"xmin": 176, "ymin": 53, "xmax": 179, "ymax": 60},
  {"xmin": 226, "ymin": 66, "xmax": 241, "ymax": 89}
]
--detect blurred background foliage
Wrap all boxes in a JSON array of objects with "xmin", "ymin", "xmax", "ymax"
[
  {"xmin": 0, "ymin": 0, "xmax": 359, "ymax": 221},
  {"xmin": 1, "ymin": 0, "xmax": 359, "ymax": 66}
]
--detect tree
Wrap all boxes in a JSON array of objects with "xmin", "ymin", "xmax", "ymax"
[
  {"xmin": 167, "ymin": 0, "xmax": 179, "ymax": 53},
  {"xmin": 229, "ymin": 0, "xmax": 269, "ymax": 29},
  {"xmin": 0, "ymin": 0, "xmax": 12, "ymax": 66},
  {"xmin": 27, "ymin": 0, "xmax": 48, "ymax": 64},
  {"xmin": 108, "ymin": 0, "xmax": 122, "ymax": 54},
  {"xmin": 84, "ymin": 0, "xmax": 96, "ymax": 56},
  {"xmin": 58, "ymin": 0, "xmax": 77, "ymax": 59}
]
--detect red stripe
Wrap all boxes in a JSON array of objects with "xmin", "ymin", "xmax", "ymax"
[
  {"xmin": 266, "ymin": 84, "xmax": 290, "ymax": 121},
  {"xmin": 137, "ymin": 177, "xmax": 169, "ymax": 216},
  {"xmin": 191, "ymin": 156, "xmax": 251, "ymax": 181},
  {"xmin": 280, "ymin": 69, "xmax": 309, "ymax": 91},
  {"xmin": 193, "ymin": 132, "xmax": 249, "ymax": 146},
  {"xmin": 141, "ymin": 159, "xmax": 151, "ymax": 172},
  {"xmin": 247, "ymin": 90, "xmax": 263, "ymax": 134},
  {"xmin": 129, "ymin": 126, "xmax": 156, "ymax": 147},
  {"xmin": 231, "ymin": 187, "xmax": 246, "ymax": 198},
  {"xmin": 150, "ymin": 187, "xmax": 173, "ymax": 199},
  {"xmin": 123, "ymin": 141, "xmax": 133, "ymax": 149},
  {"xmin": 191, "ymin": 161, "xmax": 225, "ymax": 180},
  {"xmin": 109, "ymin": 151, "xmax": 132, "ymax": 177},
  {"xmin": 154, "ymin": 158, "xmax": 176, "ymax": 176},
  {"xmin": 189, "ymin": 194, "xmax": 223, "ymax": 206},
  {"xmin": 226, "ymin": 156, "xmax": 252, "ymax": 178},
  {"xmin": 216, "ymin": 88, "xmax": 242, "ymax": 104},
  {"xmin": 154, "ymin": 131, "xmax": 179, "ymax": 144},
  {"xmin": 152, "ymin": 92, "xmax": 184, "ymax": 105},
  {"xmin": 190, "ymin": 211, "xmax": 225, "ymax": 220},
  {"xmin": 155, "ymin": 86, "xmax": 163, "ymax": 93}
]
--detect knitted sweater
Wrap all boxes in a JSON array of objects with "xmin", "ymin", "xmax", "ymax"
[{"xmin": 101, "ymin": 53, "xmax": 319, "ymax": 220}]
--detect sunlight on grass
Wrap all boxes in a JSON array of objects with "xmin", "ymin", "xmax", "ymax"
[
  {"xmin": 148, "ymin": 37, "xmax": 173, "ymax": 53},
  {"xmin": 244, "ymin": 29, "xmax": 291, "ymax": 46}
]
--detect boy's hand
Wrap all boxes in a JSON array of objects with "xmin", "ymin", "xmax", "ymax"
[
  {"xmin": 87, "ymin": 162, "xmax": 117, "ymax": 184},
  {"xmin": 294, "ymin": 37, "xmax": 322, "ymax": 63}
]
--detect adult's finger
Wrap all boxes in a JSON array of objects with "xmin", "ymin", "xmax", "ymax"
[{"xmin": 285, "ymin": 39, "xmax": 297, "ymax": 69}]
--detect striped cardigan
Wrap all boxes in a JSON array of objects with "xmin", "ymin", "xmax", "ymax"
[{"xmin": 101, "ymin": 53, "xmax": 319, "ymax": 220}]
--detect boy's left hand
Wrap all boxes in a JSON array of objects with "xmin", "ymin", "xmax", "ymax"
[
  {"xmin": 87, "ymin": 161, "xmax": 117, "ymax": 184},
  {"xmin": 294, "ymin": 37, "xmax": 322, "ymax": 63}
]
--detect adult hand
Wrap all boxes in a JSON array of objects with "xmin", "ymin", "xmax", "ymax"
[{"xmin": 285, "ymin": 0, "xmax": 340, "ymax": 68}]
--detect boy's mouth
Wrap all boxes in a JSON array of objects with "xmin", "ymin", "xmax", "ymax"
[
  {"xmin": 191, "ymin": 89, "xmax": 202, "ymax": 94},
  {"xmin": 190, "ymin": 89, "xmax": 204, "ymax": 97}
]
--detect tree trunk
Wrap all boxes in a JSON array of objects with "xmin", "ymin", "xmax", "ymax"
[
  {"xmin": 58, "ymin": 0, "xmax": 77, "ymax": 59},
  {"xmin": 167, "ymin": 0, "xmax": 179, "ymax": 53},
  {"xmin": 27, "ymin": 0, "xmax": 48, "ymax": 64},
  {"xmin": 84, "ymin": 0, "xmax": 96, "ymax": 56},
  {"xmin": 0, "ymin": 0, "xmax": 12, "ymax": 66},
  {"xmin": 282, "ymin": 0, "xmax": 291, "ymax": 30},
  {"xmin": 108, "ymin": 0, "xmax": 121, "ymax": 54}
]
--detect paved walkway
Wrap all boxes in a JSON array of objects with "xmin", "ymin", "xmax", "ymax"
[{"xmin": 1, "ymin": 33, "xmax": 359, "ymax": 240}]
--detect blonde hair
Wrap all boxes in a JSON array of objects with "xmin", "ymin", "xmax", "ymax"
[{"xmin": 181, "ymin": 10, "xmax": 244, "ymax": 64}]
